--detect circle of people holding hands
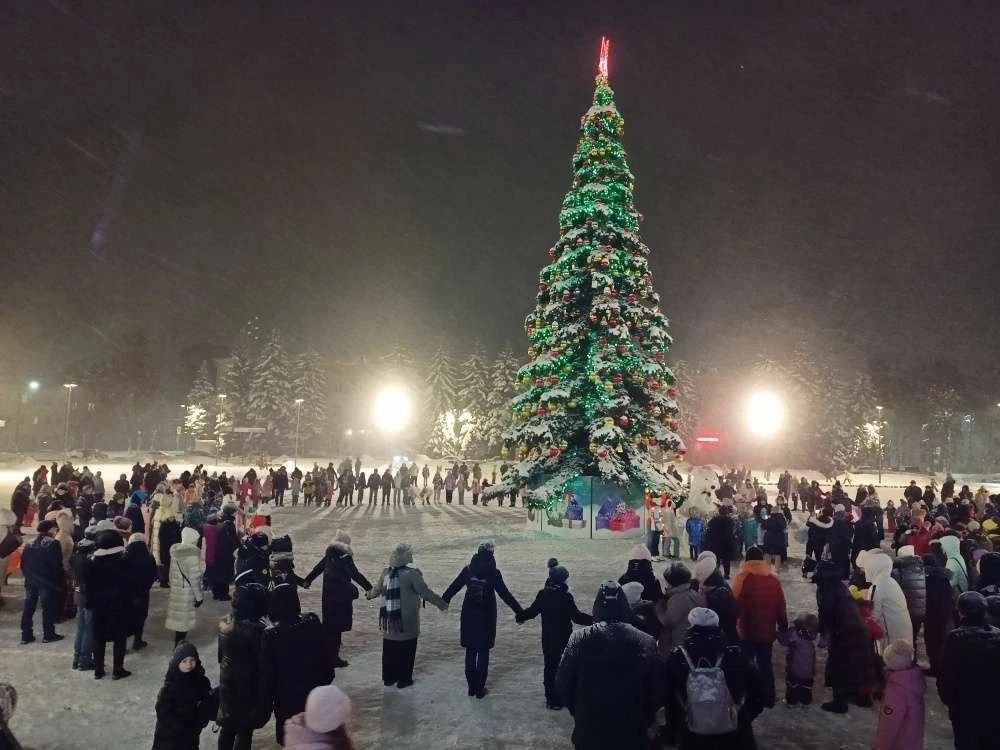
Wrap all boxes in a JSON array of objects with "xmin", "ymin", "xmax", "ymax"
[{"xmin": 3, "ymin": 462, "xmax": 1000, "ymax": 749}]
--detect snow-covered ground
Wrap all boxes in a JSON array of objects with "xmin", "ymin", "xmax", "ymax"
[{"xmin": 0, "ymin": 459, "xmax": 960, "ymax": 749}]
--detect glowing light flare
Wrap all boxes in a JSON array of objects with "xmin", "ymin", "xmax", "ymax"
[
  {"xmin": 372, "ymin": 386, "xmax": 412, "ymax": 434},
  {"xmin": 745, "ymin": 391, "xmax": 784, "ymax": 438},
  {"xmin": 598, "ymin": 37, "xmax": 610, "ymax": 78}
]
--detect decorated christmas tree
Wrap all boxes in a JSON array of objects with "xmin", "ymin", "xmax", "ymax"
[{"xmin": 489, "ymin": 39, "xmax": 684, "ymax": 509}]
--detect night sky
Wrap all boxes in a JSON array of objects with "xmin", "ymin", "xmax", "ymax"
[{"xmin": 3, "ymin": 1, "xmax": 999, "ymax": 376}]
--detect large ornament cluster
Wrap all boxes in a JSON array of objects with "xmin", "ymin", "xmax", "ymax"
[{"xmin": 495, "ymin": 64, "xmax": 684, "ymax": 509}]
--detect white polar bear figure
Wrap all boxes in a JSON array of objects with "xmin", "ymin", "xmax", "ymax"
[{"xmin": 681, "ymin": 466, "xmax": 721, "ymax": 520}]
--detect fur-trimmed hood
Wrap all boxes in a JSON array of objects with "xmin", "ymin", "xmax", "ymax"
[{"xmin": 807, "ymin": 515, "xmax": 833, "ymax": 530}]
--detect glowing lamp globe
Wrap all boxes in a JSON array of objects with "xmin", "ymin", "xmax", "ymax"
[
  {"xmin": 372, "ymin": 386, "xmax": 412, "ymax": 434},
  {"xmin": 746, "ymin": 391, "xmax": 784, "ymax": 438}
]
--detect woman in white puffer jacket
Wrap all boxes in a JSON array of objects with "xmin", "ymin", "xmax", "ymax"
[{"xmin": 859, "ymin": 549, "xmax": 913, "ymax": 653}]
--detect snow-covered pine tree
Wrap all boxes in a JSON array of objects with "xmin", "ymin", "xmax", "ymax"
[
  {"xmin": 290, "ymin": 349, "xmax": 328, "ymax": 444},
  {"xmin": 248, "ymin": 328, "xmax": 292, "ymax": 453},
  {"xmin": 184, "ymin": 361, "xmax": 217, "ymax": 439},
  {"xmin": 482, "ymin": 344, "xmax": 521, "ymax": 455},
  {"xmin": 381, "ymin": 341, "xmax": 416, "ymax": 374},
  {"xmin": 456, "ymin": 341, "xmax": 490, "ymax": 455},
  {"xmin": 486, "ymin": 40, "xmax": 684, "ymax": 506},
  {"xmin": 423, "ymin": 344, "xmax": 458, "ymax": 457},
  {"xmin": 671, "ymin": 360, "xmax": 700, "ymax": 445}
]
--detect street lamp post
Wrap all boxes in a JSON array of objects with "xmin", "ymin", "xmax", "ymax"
[
  {"xmin": 62, "ymin": 383, "xmax": 78, "ymax": 455},
  {"xmin": 293, "ymin": 398, "xmax": 304, "ymax": 467},
  {"xmin": 13, "ymin": 380, "xmax": 40, "ymax": 452},
  {"xmin": 875, "ymin": 405, "xmax": 884, "ymax": 485}
]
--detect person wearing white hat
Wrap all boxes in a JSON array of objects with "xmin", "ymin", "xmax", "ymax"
[{"xmin": 283, "ymin": 683, "xmax": 353, "ymax": 749}]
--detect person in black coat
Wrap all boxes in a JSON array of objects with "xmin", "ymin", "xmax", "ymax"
[
  {"xmin": 813, "ymin": 560, "xmax": 876, "ymax": 713},
  {"xmin": 851, "ymin": 506, "xmax": 881, "ymax": 567},
  {"xmin": 263, "ymin": 583, "xmax": 335, "ymax": 745},
  {"xmin": 217, "ymin": 583, "xmax": 273, "ymax": 750},
  {"xmin": 234, "ymin": 533, "xmax": 271, "ymax": 589},
  {"xmin": 152, "ymin": 642, "xmax": 217, "ymax": 750},
  {"xmin": 19, "ymin": 520, "xmax": 65, "ymax": 644},
  {"xmin": 555, "ymin": 582, "xmax": 660, "ymax": 750},
  {"xmin": 303, "ymin": 531, "xmax": 372, "ymax": 670},
  {"xmin": 699, "ymin": 565, "xmax": 740, "ymax": 646},
  {"xmin": 618, "ymin": 545, "xmax": 663, "ymax": 602},
  {"xmin": 123, "ymin": 534, "xmax": 157, "ymax": 650},
  {"xmin": 705, "ymin": 507, "xmax": 737, "ymax": 578},
  {"xmin": 829, "ymin": 511, "xmax": 854, "ymax": 580},
  {"xmin": 922, "ymin": 554, "xmax": 956, "ymax": 676},
  {"xmin": 124, "ymin": 492, "xmax": 145, "ymax": 536},
  {"xmin": 805, "ymin": 512, "xmax": 833, "ymax": 561},
  {"xmin": 210, "ymin": 506, "xmax": 240, "ymax": 601},
  {"xmin": 761, "ymin": 511, "xmax": 788, "ymax": 564},
  {"xmin": 442, "ymin": 541, "xmax": 523, "ymax": 698},
  {"xmin": 86, "ymin": 529, "xmax": 132, "ymax": 679},
  {"xmin": 517, "ymin": 558, "xmax": 593, "ymax": 709},
  {"xmin": 938, "ymin": 592, "xmax": 1000, "ymax": 747},
  {"xmin": 664, "ymin": 608, "xmax": 764, "ymax": 749}
]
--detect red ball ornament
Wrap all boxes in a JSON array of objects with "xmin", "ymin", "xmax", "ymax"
[
  {"xmin": 575, "ymin": 238, "xmax": 585, "ymax": 247},
  {"xmin": 538, "ymin": 282, "xmax": 548, "ymax": 292},
  {"xmin": 535, "ymin": 378, "xmax": 545, "ymax": 387},
  {"xmin": 549, "ymin": 375, "xmax": 560, "ymax": 385},
  {"xmin": 609, "ymin": 318, "xmax": 618, "ymax": 327},
  {"xmin": 561, "ymin": 290, "xmax": 570, "ymax": 301},
  {"xmin": 598, "ymin": 448, "xmax": 609, "ymax": 458},
  {"xmin": 548, "ymin": 247, "xmax": 557, "ymax": 258},
  {"xmin": 537, "ymin": 406, "xmax": 546, "ymax": 416},
  {"xmin": 598, "ymin": 336, "xmax": 607, "ymax": 346},
  {"xmin": 617, "ymin": 344, "xmax": 628, "ymax": 354},
  {"xmin": 613, "ymin": 374, "xmax": 623, "ymax": 383},
  {"xmin": 609, "ymin": 288, "xmax": 618, "ymax": 298},
  {"xmin": 599, "ymin": 257, "xmax": 610, "ymax": 269},
  {"xmin": 627, "ymin": 294, "xmax": 638, "ymax": 304},
  {"xmin": 618, "ymin": 416, "xmax": 629, "ymax": 427},
  {"xmin": 648, "ymin": 437, "xmax": 658, "ymax": 447},
  {"xmin": 589, "ymin": 313, "xmax": 599, "ymax": 324},
  {"xmin": 549, "ymin": 446, "xmax": 560, "ymax": 458},
  {"xmin": 667, "ymin": 388, "xmax": 678, "ymax": 398},
  {"xmin": 656, "ymin": 352, "xmax": 666, "ymax": 362}
]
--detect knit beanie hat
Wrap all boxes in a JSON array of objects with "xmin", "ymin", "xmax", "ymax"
[
  {"xmin": 127, "ymin": 533, "xmax": 147, "ymax": 546},
  {"xmin": 334, "ymin": 530, "xmax": 352, "ymax": 546},
  {"xmin": 693, "ymin": 551, "xmax": 718, "ymax": 583},
  {"xmin": 664, "ymin": 562, "xmax": 692, "ymax": 588},
  {"xmin": 36, "ymin": 519, "xmax": 57, "ymax": 534},
  {"xmin": 546, "ymin": 557, "xmax": 569, "ymax": 584},
  {"xmin": 793, "ymin": 612, "xmax": 819, "ymax": 634},
  {"xmin": 622, "ymin": 581, "xmax": 645, "ymax": 606},
  {"xmin": 593, "ymin": 581, "xmax": 630, "ymax": 623},
  {"xmin": 897, "ymin": 545, "xmax": 915, "ymax": 558},
  {"xmin": 305, "ymin": 684, "xmax": 352, "ymax": 733},
  {"xmin": 114, "ymin": 516, "xmax": 133, "ymax": 533},
  {"xmin": 688, "ymin": 607, "xmax": 720, "ymax": 628},
  {"xmin": 746, "ymin": 546, "xmax": 764, "ymax": 561},
  {"xmin": 883, "ymin": 640, "xmax": 915, "ymax": 671},
  {"xmin": 629, "ymin": 544, "xmax": 652, "ymax": 562},
  {"xmin": 958, "ymin": 591, "xmax": 988, "ymax": 623}
]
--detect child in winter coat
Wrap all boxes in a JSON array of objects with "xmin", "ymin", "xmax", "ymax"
[
  {"xmin": 152, "ymin": 642, "xmax": 217, "ymax": 750},
  {"xmin": 874, "ymin": 640, "xmax": 925, "ymax": 750},
  {"xmin": 685, "ymin": 511, "xmax": 705, "ymax": 560},
  {"xmin": 517, "ymin": 558, "xmax": 593, "ymax": 709},
  {"xmin": 283, "ymin": 684, "xmax": 354, "ymax": 750},
  {"xmin": 778, "ymin": 613, "xmax": 818, "ymax": 706},
  {"xmin": 303, "ymin": 474, "xmax": 315, "ymax": 507}
]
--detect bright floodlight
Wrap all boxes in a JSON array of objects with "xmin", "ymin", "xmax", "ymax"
[
  {"xmin": 373, "ymin": 386, "xmax": 412, "ymax": 434},
  {"xmin": 28, "ymin": 380, "xmax": 40, "ymax": 391},
  {"xmin": 746, "ymin": 391, "xmax": 784, "ymax": 438}
]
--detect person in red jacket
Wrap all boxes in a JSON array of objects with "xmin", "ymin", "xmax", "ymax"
[
  {"xmin": 732, "ymin": 546, "xmax": 788, "ymax": 708},
  {"xmin": 906, "ymin": 522, "xmax": 931, "ymax": 557}
]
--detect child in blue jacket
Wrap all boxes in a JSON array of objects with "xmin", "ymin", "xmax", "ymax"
[{"xmin": 685, "ymin": 510, "xmax": 705, "ymax": 561}]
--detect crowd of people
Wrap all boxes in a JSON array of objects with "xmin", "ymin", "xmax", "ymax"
[{"xmin": 2, "ymin": 461, "xmax": 1000, "ymax": 749}]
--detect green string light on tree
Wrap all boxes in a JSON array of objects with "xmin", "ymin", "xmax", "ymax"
[{"xmin": 485, "ymin": 37, "xmax": 686, "ymax": 511}]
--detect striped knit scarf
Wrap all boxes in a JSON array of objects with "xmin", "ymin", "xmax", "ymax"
[{"xmin": 379, "ymin": 566, "xmax": 405, "ymax": 634}]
